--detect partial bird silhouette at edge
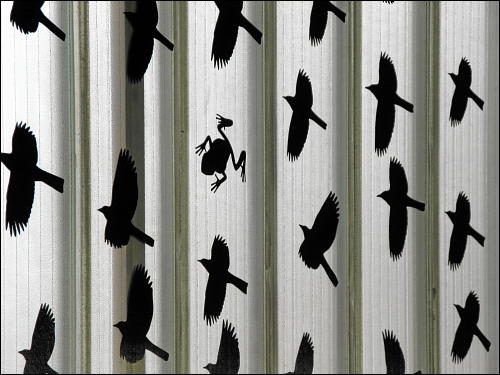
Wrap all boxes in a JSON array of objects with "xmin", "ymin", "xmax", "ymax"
[
  {"xmin": 382, "ymin": 330, "xmax": 421, "ymax": 374},
  {"xmin": 10, "ymin": 1, "xmax": 66, "ymax": 41},
  {"xmin": 287, "ymin": 332, "xmax": 314, "ymax": 374},
  {"xmin": 309, "ymin": 1, "xmax": 346, "ymax": 46},
  {"xmin": 203, "ymin": 320, "xmax": 240, "ymax": 374}
]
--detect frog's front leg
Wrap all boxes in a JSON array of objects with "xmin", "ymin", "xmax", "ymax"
[
  {"xmin": 210, "ymin": 172, "xmax": 227, "ymax": 193},
  {"xmin": 195, "ymin": 136, "xmax": 212, "ymax": 155}
]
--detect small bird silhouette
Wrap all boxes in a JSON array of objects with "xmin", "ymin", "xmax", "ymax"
[
  {"xmin": 203, "ymin": 320, "xmax": 240, "ymax": 374},
  {"xmin": 298, "ymin": 192, "xmax": 340, "ymax": 286},
  {"xmin": 199, "ymin": 235, "xmax": 248, "ymax": 325},
  {"xmin": 366, "ymin": 53, "xmax": 414, "ymax": 156},
  {"xmin": 114, "ymin": 265, "xmax": 169, "ymax": 363},
  {"xmin": 10, "ymin": 1, "xmax": 66, "ymax": 41},
  {"xmin": 378, "ymin": 158, "xmax": 425, "ymax": 260},
  {"xmin": 446, "ymin": 192, "xmax": 485, "ymax": 270},
  {"xmin": 382, "ymin": 330, "xmax": 421, "ymax": 374},
  {"xmin": 211, "ymin": 1, "xmax": 262, "ymax": 69},
  {"xmin": 287, "ymin": 333, "xmax": 314, "ymax": 374},
  {"xmin": 451, "ymin": 291, "xmax": 490, "ymax": 363},
  {"xmin": 124, "ymin": 0, "xmax": 174, "ymax": 83},
  {"xmin": 1, "ymin": 123, "xmax": 64, "ymax": 236},
  {"xmin": 98, "ymin": 149, "xmax": 154, "ymax": 248},
  {"xmin": 284, "ymin": 69, "xmax": 327, "ymax": 161},
  {"xmin": 19, "ymin": 304, "xmax": 58, "ymax": 374},
  {"xmin": 309, "ymin": 1, "xmax": 346, "ymax": 46},
  {"xmin": 449, "ymin": 58, "xmax": 484, "ymax": 126}
]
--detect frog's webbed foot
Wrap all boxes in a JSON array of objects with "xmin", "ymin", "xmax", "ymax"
[
  {"xmin": 234, "ymin": 151, "xmax": 246, "ymax": 182},
  {"xmin": 216, "ymin": 114, "xmax": 233, "ymax": 129},
  {"xmin": 210, "ymin": 173, "xmax": 227, "ymax": 193},
  {"xmin": 240, "ymin": 158, "xmax": 246, "ymax": 182}
]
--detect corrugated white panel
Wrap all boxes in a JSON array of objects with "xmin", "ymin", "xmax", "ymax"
[
  {"xmin": 438, "ymin": 2, "xmax": 499, "ymax": 373},
  {"xmin": 276, "ymin": 1, "xmax": 349, "ymax": 373},
  {"xmin": 187, "ymin": 1, "xmax": 265, "ymax": 373},
  {"xmin": 0, "ymin": 1, "xmax": 74, "ymax": 373},
  {"xmin": 361, "ymin": 2, "xmax": 428, "ymax": 373}
]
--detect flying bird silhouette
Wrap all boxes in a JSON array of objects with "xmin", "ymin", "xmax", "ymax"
[
  {"xmin": 199, "ymin": 235, "xmax": 248, "ymax": 325},
  {"xmin": 309, "ymin": 1, "xmax": 346, "ymax": 46},
  {"xmin": 451, "ymin": 291, "xmax": 490, "ymax": 363},
  {"xmin": 449, "ymin": 58, "xmax": 484, "ymax": 126},
  {"xmin": 366, "ymin": 53, "xmax": 414, "ymax": 156},
  {"xmin": 114, "ymin": 265, "xmax": 169, "ymax": 363},
  {"xmin": 287, "ymin": 333, "xmax": 314, "ymax": 374},
  {"xmin": 284, "ymin": 69, "xmax": 327, "ymax": 161},
  {"xmin": 124, "ymin": 0, "xmax": 174, "ymax": 83},
  {"xmin": 204, "ymin": 320, "xmax": 240, "ymax": 374},
  {"xmin": 298, "ymin": 192, "xmax": 340, "ymax": 286},
  {"xmin": 446, "ymin": 192, "xmax": 485, "ymax": 270},
  {"xmin": 378, "ymin": 158, "xmax": 425, "ymax": 260},
  {"xmin": 19, "ymin": 304, "xmax": 58, "ymax": 374},
  {"xmin": 382, "ymin": 330, "xmax": 421, "ymax": 374},
  {"xmin": 211, "ymin": 1, "xmax": 262, "ymax": 69},
  {"xmin": 10, "ymin": 1, "xmax": 66, "ymax": 41},
  {"xmin": 1, "ymin": 123, "xmax": 64, "ymax": 236},
  {"xmin": 98, "ymin": 149, "xmax": 154, "ymax": 248}
]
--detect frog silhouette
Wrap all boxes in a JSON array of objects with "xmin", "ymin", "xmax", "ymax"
[{"xmin": 195, "ymin": 114, "xmax": 246, "ymax": 193}]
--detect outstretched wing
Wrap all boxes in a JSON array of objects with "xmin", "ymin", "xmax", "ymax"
[
  {"xmin": 448, "ymin": 223, "xmax": 467, "ymax": 270},
  {"xmin": 374, "ymin": 100, "xmax": 395, "ymax": 156},
  {"xmin": 309, "ymin": 1, "xmax": 328, "ymax": 46},
  {"xmin": 110, "ymin": 149, "xmax": 138, "ymax": 220},
  {"xmin": 451, "ymin": 320, "xmax": 473, "ymax": 363},
  {"xmin": 136, "ymin": 0, "xmax": 158, "ymax": 26},
  {"xmin": 30, "ymin": 303, "xmax": 55, "ymax": 364},
  {"xmin": 456, "ymin": 192, "xmax": 471, "ymax": 223},
  {"xmin": 310, "ymin": 191, "xmax": 340, "ymax": 249},
  {"xmin": 295, "ymin": 69, "xmax": 313, "ymax": 109},
  {"xmin": 6, "ymin": 172, "xmax": 34, "ymax": 236},
  {"xmin": 458, "ymin": 58, "xmax": 472, "ymax": 87},
  {"xmin": 382, "ymin": 330, "xmax": 405, "ymax": 374},
  {"xmin": 379, "ymin": 52, "xmax": 397, "ymax": 92},
  {"xmin": 211, "ymin": 4, "xmax": 240, "ymax": 68},
  {"xmin": 465, "ymin": 291, "xmax": 480, "ymax": 324},
  {"xmin": 216, "ymin": 320, "xmax": 240, "ymax": 374},
  {"xmin": 287, "ymin": 109, "xmax": 309, "ymax": 161},
  {"xmin": 293, "ymin": 332, "xmax": 314, "ymax": 374},
  {"xmin": 389, "ymin": 157, "xmax": 408, "ymax": 194},
  {"xmin": 127, "ymin": 28, "xmax": 154, "ymax": 83},
  {"xmin": 10, "ymin": 1, "xmax": 44, "ymax": 34},
  {"xmin": 204, "ymin": 274, "xmax": 227, "ymax": 326},
  {"xmin": 12, "ymin": 122, "xmax": 38, "ymax": 166},
  {"xmin": 127, "ymin": 265, "xmax": 153, "ymax": 336},
  {"xmin": 211, "ymin": 235, "xmax": 230, "ymax": 271}
]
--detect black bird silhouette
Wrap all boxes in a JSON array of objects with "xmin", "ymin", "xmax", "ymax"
[
  {"xmin": 114, "ymin": 265, "xmax": 169, "ymax": 363},
  {"xmin": 124, "ymin": 0, "xmax": 174, "ymax": 83},
  {"xmin": 199, "ymin": 235, "xmax": 248, "ymax": 326},
  {"xmin": 378, "ymin": 158, "xmax": 425, "ymax": 260},
  {"xmin": 1, "ymin": 123, "xmax": 64, "ymax": 236},
  {"xmin": 287, "ymin": 333, "xmax": 314, "ymax": 374},
  {"xmin": 284, "ymin": 69, "xmax": 327, "ymax": 161},
  {"xmin": 382, "ymin": 330, "xmax": 421, "ymax": 374},
  {"xmin": 366, "ymin": 53, "xmax": 414, "ymax": 156},
  {"xmin": 452, "ymin": 291, "xmax": 490, "ymax": 363},
  {"xmin": 98, "ymin": 149, "xmax": 154, "ymax": 248},
  {"xmin": 204, "ymin": 320, "xmax": 240, "ymax": 374},
  {"xmin": 19, "ymin": 304, "xmax": 58, "ymax": 374},
  {"xmin": 10, "ymin": 1, "xmax": 66, "ymax": 41},
  {"xmin": 446, "ymin": 192, "xmax": 485, "ymax": 270},
  {"xmin": 449, "ymin": 58, "xmax": 484, "ymax": 126},
  {"xmin": 298, "ymin": 192, "xmax": 340, "ymax": 286},
  {"xmin": 211, "ymin": 1, "xmax": 262, "ymax": 69},
  {"xmin": 309, "ymin": 1, "xmax": 346, "ymax": 46}
]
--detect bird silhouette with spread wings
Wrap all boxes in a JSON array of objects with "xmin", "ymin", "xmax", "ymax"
[
  {"xmin": 309, "ymin": 1, "xmax": 346, "ymax": 46},
  {"xmin": 382, "ymin": 330, "xmax": 421, "ymax": 374},
  {"xmin": 204, "ymin": 320, "xmax": 240, "ymax": 374},
  {"xmin": 287, "ymin": 333, "xmax": 314, "ymax": 374},
  {"xmin": 10, "ymin": 1, "xmax": 66, "ymax": 41}
]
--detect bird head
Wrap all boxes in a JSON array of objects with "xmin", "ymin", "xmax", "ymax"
[
  {"xmin": 445, "ymin": 210, "xmax": 454, "ymax": 220},
  {"xmin": 198, "ymin": 258, "xmax": 210, "ymax": 271},
  {"xmin": 203, "ymin": 363, "xmax": 216, "ymax": 373},
  {"xmin": 123, "ymin": 11, "xmax": 137, "ymax": 26},
  {"xmin": 299, "ymin": 224, "xmax": 310, "ymax": 237},
  {"xmin": 377, "ymin": 191, "xmax": 390, "ymax": 204},
  {"xmin": 18, "ymin": 349, "xmax": 30, "ymax": 359},
  {"xmin": 113, "ymin": 321, "xmax": 126, "ymax": 334},
  {"xmin": 283, "ymin": 95, "xmax": 294, "ymax": 107},
  {"xmin": 448, "ymin": 72, "xmax": 458, "ymax": 84},
  {"xmin": 454, "ymin": 303, "xmax": 465, "ymax": 317},
  {"xmin": 98, "ymin": 206, "xmax": 111, "ymax": 218}
]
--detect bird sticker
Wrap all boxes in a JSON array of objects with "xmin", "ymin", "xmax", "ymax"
[
  {"xmin": 287, "ymin": 333, "xmax": 314, "ymax": 374},
  {"xmin": 382, "ymin": 330, "xmax": 421, "ymax": 374},
  {"xmin": 378, "ymin": 158, "xmax": 425, "ymax": 260},
  {"xmin": 124, "ymin": 0, "xmax": 174, "ymax": 83},
  {"xmin": 98, "ymin": 149, "xmax": 154, "ymax": 248},
  {"xmin": 1, "ymin": 123, "xmax": 64, "ymax": 236},
  {"xmin": 195, "ymin": 114, "xmax": 246, "ymax": 193},
  {"xmin": 114, "ymin": 265, "xmax": 169, "ymax": 363},
  {"xmin": 19, "ymin": 304, "xmax": 58, "ymax": 374},
  {"xmin": 449, "ymin": 58, "xmax": 484, "ymax": 126},
  {"xmin": 309, "ymin": 1, "xmax": 346, "ymax": 46},
  {"xmin": 10, "ymin": 1, "xmax": 66, "ymax": 41},
  {"xmin": 284, "ymin": 69, "xmax": 327, "ymax": 162},
  {"xmin": 366, "ymin": 52, "xmax": 414, "ymax": 156},
  {"xmin": 199, "ymin": 236, "xmax": 248, "ymax": 326},
  {"xmin": 451, "ymin": 291, "xmax": 490, "ymax": 363},
  {"xmin": 203, "ymin": 320, "xmax": 240, "ymax": 374},
  {"xmin": 298, "ymin": 192, "xmax": 340, "ymax": 286},
  {"xmin": 211, "ymin": 1, "xmax": 262, "ymax": 69},
  {"xmin": 446, "ymin": 192, "xmax": 485, "ymax": 270}
]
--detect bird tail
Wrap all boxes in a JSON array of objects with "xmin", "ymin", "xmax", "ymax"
[
  {"xmin": 154, "ymin": 29, "xmax": 174, "ymax": 50},
  {"xmin": 238, "ymin": 14, "xmax": 262, "ymax": 44},
  {"xmin": 406, "ymin": 196, "xmax": 425, "ymax": 211},
  {"xmin": 326, "ymin": 2, "xmax": 346, "ymax": 23},
  {"xmin": 227, "ymin": 272, "xmax": 248, "ymax": 294},
  {"xmin": 474, "ymin": 326, "xmax": 491, "ymax": 352},
  {"xmin": 468, "ymin": 225, "xmax": 485, "ymax": 247},
  {"xmin": 130, "ymin": 224, "xmax": 155, "ymax": 247},
  {"xmin": 38, "ymin": 13, "xmax": 66, "ymax": 41},
  {"xmin": 44, "ymin": 364, "xmax": 58, "ymax": 374},
  {"xmin": 320, "ymin": 257, "xmax": 338, "ymax": 287},
  {"xmin": 468, "ymin": 89, "xmax": 484, "ymax": 110},
  {"xmin": 36, "ymin": 168, "xmax": 64, "ymax": 193},
  {"xmin": 145, "ymin": 338, "xmax": 170, "ymax": 361},
  {"xmin": 309, "ymin": 110, "xmax": 327, "ymax": 129},
  {"xmin": 394, "ymin": 95, "xmax": 414, "ymax": 113}
]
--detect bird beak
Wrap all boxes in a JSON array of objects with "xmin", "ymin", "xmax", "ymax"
[
  {"xmin": 282, "ymin": 96, "xmax": 286, "ymax": 99},
  {"xmin": 197, "ymin": 259, "xmax": 202, "ymax": 263},
  {"xmin": 203, "ymin": 365, "xmax": 208, "ymax": 370},
  {"xmin": 98, "ymin": 207, "xmax": 103, "ymax": 213},
  {"xmin": 376, "ymin": 193, "xmax": 382, "ymax": 198},
  {"xmin": 448, "ymin": 73, "xmax": 452, "ymax": 77},
  {"xmin": 113, "ymin": 323, "xmax": 118, "ymax": 328},
  {"xmin": 365, "ymin": 86, "xmax": 369, "ymax": 89}
]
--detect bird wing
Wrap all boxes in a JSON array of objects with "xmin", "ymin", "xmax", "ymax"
[
  {"xmin": 295, "ymin": 69, "xmax": 313, "ymax": 108},
  {"xmin": 110, "ymin": 149, "xmax": 138, "ymax": 220},
  {"xmin": 6, "ymin": 172, "xmax": 35, "ymax": 236},
  {"xmin": 309, "ymin": 1, "xmax": 328, "ymax": 46},
  {"xmin": 451, "ymin": 320, "xmax": 473, "ymax": 363},
  {"xmin": 104, "ymin": 220, "xmax": 130, "ymax": 248},
  {"xmin": 379, "ymin": 52, "xmax": 397, "ymax": 92},
  {"xmin": 389, "ymin": 157, "xmax": 408, "ymax": 195},
  {"xmin": 126, "ymin": 27, "xmax": 154, "ymax": 83},
  {"xmin": 135, "ymin": 0, "xmax": 158, "ymax": 26},
  {"xmin": 216, "ymin": 320, "xmax": 240, "ymax": 374},
  {"xmin": 211, "ymin": 7, "xmax": 239, "ymax": 69},
  {"xmin": 214, "ymin": 1, "xmax": 243, "ymax": 13},
  {"xmin": 30, "ymin": 303, "xmax": 55, "ymax": 363},
  {"xmin": 293, "ymin": 332, "xmax": 314, "ymax": 374},
  {"xmin": 448, "ymin": 224, "xmax": 467, "ymax": 270},
  {"xmin": 382, "ymin": 330, "xmax": 405, "ymax": 374},
  {"xmin": 12, "ymin": 123, "xmax": 38, "ymax": 166},
  {"xmin": 456, "ymin": 192, "xmax": 471, "ymax": 223},
  {"xmin": 10, "ymin": 1, "xmax": 44, "ymax": 34},
  {"xmin": 211, "ymin": 235, "xmax": 230, "ymax": 271},
  {"xmin": 204, "ymin": 274, "xmax": 227, "ymax": 326},
  {"xmin": 458, "ymin": 58, "xmax": 472, "ymax": 87},
  {"xmin": 374, "ymin": 99, "xmax": 396, "ymax": 156},
  {"xmin": 465, "ymin": 291, "xmax": 480, "ymax": 324},
  {"xmin": 311, "ymin": 191, "xmax": 340, "ymax": 249},
  {"xmin": 126, "ymin": 265, "xmax": 153, "ymax": 336},
  {"xmin": 449, "ymin": 86, "xmax": 468, "ymax": 126},
  {"xmin": 389, "ymin": 203, "xmax": 407, "ymax": 260},
  {"xmin": 287, "ymin": 109, "xmax": 309, "ymax": 161}
]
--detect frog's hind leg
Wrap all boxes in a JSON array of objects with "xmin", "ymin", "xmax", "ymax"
[
  {"xmin": 210, "ymin": 172, "xmax": 227, "ymax": 193},
  {"xmin": 232, "ymin": 151, "xmax": 246, "ymax": 182}
]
